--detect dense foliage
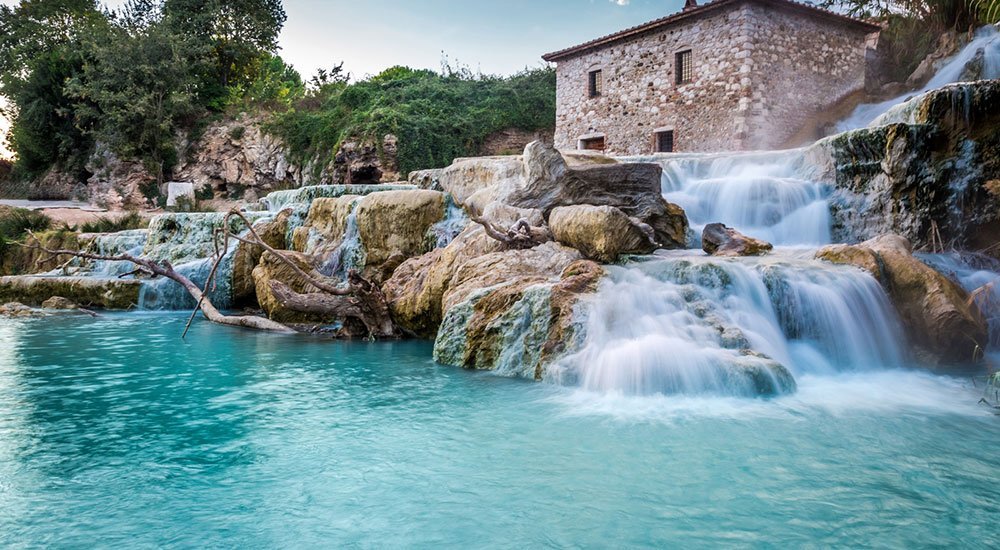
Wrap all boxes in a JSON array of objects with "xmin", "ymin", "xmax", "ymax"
[
  {"xmin": 0, "ymin": 0, "xmax": 292, "ymax": 184},
  {"xmin": 270, "ymin": 65, "xmax": 557, "ymax": 176},
  {"xmin": 0, "ymin": 205, "xmax": 51, "ymax": 257}
]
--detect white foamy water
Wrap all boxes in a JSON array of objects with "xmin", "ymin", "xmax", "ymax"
[
  {"xmin": 552, "ymin": 254, "xmax": 906, "ymax": 398},
  {"xmin": 625, "ymin": 150, "xmax": 831, "ymax": 247},
  {"xmin": 838, "ymin": 25, "xmax": 1000, "ymax": 131}
]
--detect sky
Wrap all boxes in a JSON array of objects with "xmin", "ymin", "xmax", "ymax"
[{"xmin": 0, "ymin": 0, "xmax": 687, "ymax": 158}]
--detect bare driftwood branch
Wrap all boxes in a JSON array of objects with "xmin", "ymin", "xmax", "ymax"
[
  {"xmin": 17, "ymin": 240, "xmax": 295, "ymax": 334},
  {"xmin": 471, "ymin": 215, "xmax": 551, "ymax": 250},
  {"xmin": 19, "ymin": 207, "xmax": 400, "ymax": 339}
]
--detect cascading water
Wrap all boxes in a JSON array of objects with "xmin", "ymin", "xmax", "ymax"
[
  {"xmin": 838, "ymin": 25, "xmax": 1000, "ymax": 131},
  {"xmin": 626, "ymin": 150, "xmax": 832, "ymax": 246},
  {"xmin": 136, "ymin": 211, "xmax": 271, "ymax": 310},
  {"xmin": 554, "ymin": 253, "xmax": 905, "ymax": 397},
  {"xmin": 318, "ymin": 199, "xmax": 366, "ymax": 278},
  {"xmin": 430, "ymin": 198, "xmax": 469, "ymax": 248}
]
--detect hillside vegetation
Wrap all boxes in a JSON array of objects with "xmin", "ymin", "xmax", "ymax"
[
  {"xmin": 269, "ymin": 65, "xmax": 555, "ymax": 177},
  {"xmin": 0, "ymin": 0, "xmax": 555, "ymax": 198}
]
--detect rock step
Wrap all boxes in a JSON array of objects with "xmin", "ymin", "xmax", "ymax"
[{"xmin": 0, "ymin": 276, "xmax": 141, "ymax": 310}]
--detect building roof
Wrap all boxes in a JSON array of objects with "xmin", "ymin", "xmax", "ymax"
[{"xmin": 541, "ymin": 0, "xmax": 881, "ymax": 62}]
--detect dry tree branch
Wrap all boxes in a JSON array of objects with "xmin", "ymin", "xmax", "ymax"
[
  {"xmin": 15, "ymin": 240, "xmax": 295, "ymax": 334},
  {"xmin": 470, "ymin": 215, "xmax": 551, "ymax": 250}
]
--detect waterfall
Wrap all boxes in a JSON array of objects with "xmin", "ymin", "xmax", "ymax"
[
  {"xmin": 554, "ymin": 254, "xmax": 905, "ymax": 397},
  {"xmin": 318, "ymin": 199, "xmax": 366, "ymax": 279},
  {"xmin": 838, "ymin": 25, "xmax": 1000, "ymax": 131},
  {"xmin": 429, "ymin": 197, "xmax": 469, "ymax": 248},
  {"xmin": 135, "ymin": 212, "xmax": 272, "ymax": 310},
  {"xmin": 625, "ymin": 150, "xmax": 832, "ymax": 246}
]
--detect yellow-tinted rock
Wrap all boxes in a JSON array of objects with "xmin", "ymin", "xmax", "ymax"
[{"xmin": 548, "ymin": 204, "xmax": 655, "ymax": 263}]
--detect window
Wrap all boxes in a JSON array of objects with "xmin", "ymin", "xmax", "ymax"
[
  {"xmin": 580, "ymin": 136, "xmax": 606, "ymax": 151},
  {"xmin": 655, "ymin": 131, "xmax": 674, "ymax": 153},
  {"xmin": 675, "ymin": 50, "xmax": 693, "ymax": 85},
  {"xmin": 588, "ymin": 69, "xmax": 603, "ymax": 98}
]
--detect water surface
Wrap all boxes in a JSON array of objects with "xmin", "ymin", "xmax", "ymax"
[{"xmin": 1, "ymin": 313, "xmax": 997, "ymax": 547}]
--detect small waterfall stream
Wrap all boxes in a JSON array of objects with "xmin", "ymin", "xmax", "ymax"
[
  {"xmin": 627, "ymin": 150, "xmax": 832, "ymax": 246},
  {"xmin": 555, "ymin": 254, "xmax": 905, "ymax": 397},
  {"xmin": 838, "ymin": 25, "xmax": 1000, "ymax": 131}
]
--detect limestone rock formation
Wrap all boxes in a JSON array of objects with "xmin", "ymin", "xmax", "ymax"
[
  {"xmin": 252, "ymin": 251, "xmax": 331, "ymax": 324},
  {"xmin": 382, "ymin": 224, "xmax": 502, "ymax": 337},
  {"xmin": 0, "ymin": 276, "xmax": 141, "ymax": 309},
  {"xmin": 331, "ymin": 135, "xmax": 400, "ymax": 184},
  {"xmin": 701, "ymin": 223, "xmax": 773, "ymax": 257},
  {"xmin": 175, "ymin": 116, "xmax": 303, "ymax": 200},
  {"xmin": 41, "ymin": 296, "xmax": 79, "ymax": 309},
  {"xmin": 232, "ymin": 211, "xmax": 290, "ymax": 307},
  {"xmin": 819, "ymin": 81, "xmax": 1000, "ymax": 251},
  {"xmin": 0, "ymin": 302, "xmax": 44, "ymax": 318},
  {"xmin": 548, "ymin": 204, "xmax": 656, "ymax": 263},
  {"xmin": 433, "ymin": 256, "xmax": 602, "ymax": 381},
  {"xmin": 422, "ymin": 141, "xmax": 688, "ymax": 249},
  {"xmin": 354, "ymin": 189, "xmax": 446, "ymax": 281},
  {"xmin": 817, "ymin": 235, "xmax": 988, "ymax": 364}
]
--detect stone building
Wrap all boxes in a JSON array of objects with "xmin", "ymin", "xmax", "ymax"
[{"xmin": 542, "ymin": 0, "xmax": 881, "ymax": 154}]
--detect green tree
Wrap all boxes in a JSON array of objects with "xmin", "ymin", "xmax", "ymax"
[
  {"xmin": 0, "ymin": 0, "xmax": 105, "ymax": 177},
  {"xmin": 163, "ymin": 0, "xmax": 287, "ymax": 107},
  {"xmin": 69, "ymin": 21, "xmax": 203, "ymax": 184}
]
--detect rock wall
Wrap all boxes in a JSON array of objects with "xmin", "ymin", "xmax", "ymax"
[{"xmin": 817, "ymin": 81, "xmax": 1000, "ymax": 251}]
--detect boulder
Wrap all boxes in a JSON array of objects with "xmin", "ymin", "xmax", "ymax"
[
  {"xmin": 252, "ymin": 251, "xmax": 332, "ymax": 324},
  {"xmin": 166, "ymin": 182, "xmax": 196, "ymax": 210},
  {"xmin": 443, "ymin": 241, "xmax": 583, "ymax": 311},
  {"xmin": 383, "ymin": 224, "xmax": 504, "ymax": 337},
  {"xmin": 41, "ymin": 296, "xmax": 79, "ymax": 310},
  {"xmin": 429, "ymin": 142, "xmax": 689, "ymax": 249},
  {"xmin": 701, "ymin": 223, "xmax": 773, "ymax": 257},
  {"xmin": 232, "ymin": 210, "xmax": 290, "ymax": 307},
  {"xmin": 816, "ymin": 235, "xmax": 988, "ymax": 364},
  {"xmin": 548, "ymin": 205, "xmax": 656, "ymax": 263},
  {"xmin": 0, "ymin": 302, "xmax": 44, "ymax": 318},
  {"xmin": 354, "ymin": 189, "xmax": 447, "ymax": 281}
]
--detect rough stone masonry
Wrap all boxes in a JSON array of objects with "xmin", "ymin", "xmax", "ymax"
[{"xmin": 543, "ymin": 0, "xmax": 880, "ymax": 154}]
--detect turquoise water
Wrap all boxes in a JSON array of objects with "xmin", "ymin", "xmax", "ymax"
[{"xmin": 1, "ymin": 313, "xmax": 998, "ymax": 548}]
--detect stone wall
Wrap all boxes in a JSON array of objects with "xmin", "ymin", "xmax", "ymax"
[
  {"xmin": 742, "ymin": 3, "xmax": 872, "ymax": 149},
  {"xmin": 478, "ymin": 128, "xmax": 555, "ymax": 156},
  {"xmin": 551, "ymin": 1, "xmax": 874, "ymax": 154}
]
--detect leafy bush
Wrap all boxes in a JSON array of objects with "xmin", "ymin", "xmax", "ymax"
[
  {"xmin": 79, "ymin": 212, "xmax": 147, "ymax": 233},
  {"xmin": 269, "ymin": 66, "xmax": 556, "ymax": 176},
  {"xmin": 0, "ymin": 206, "xmax": 52, "ymax": 257}
]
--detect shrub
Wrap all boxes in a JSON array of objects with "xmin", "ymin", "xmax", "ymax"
[
  {"xmin": 269, "ymin": 66, "xmax": 556, "ymax": 177},
  {"xmin": 79, "ymin": 212, "xmax": 147, "ymax": 233}
]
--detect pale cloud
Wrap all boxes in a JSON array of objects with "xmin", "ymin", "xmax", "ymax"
[{"xmin": 610, "ymin": 0, "xmax": 630, "ymax": 4}]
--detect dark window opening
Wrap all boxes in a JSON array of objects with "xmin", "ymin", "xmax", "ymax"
[
  {"xmin": 656, "ymin": 131, "xmax": 674, "ymax": 153},
  {"xmin": 588, "ymin": 70, "xmax": 603, "ymax": 98},
  {"xmin": 675, "ymin": 50, "xmax": 693, "ymax": 85},
  {"xmin": 580, "ymin": 136, "xmax": 606, "ymax": 151}
]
